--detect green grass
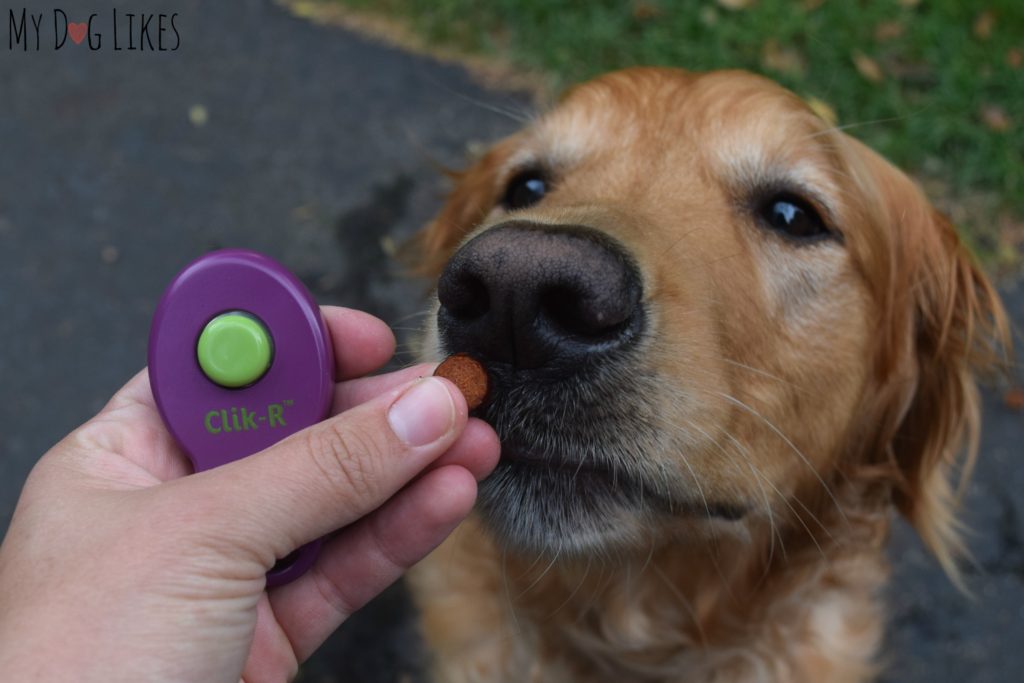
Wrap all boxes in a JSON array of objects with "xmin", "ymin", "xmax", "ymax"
[{"xmin": 316, "ymin": 0, "xmax": 1023, "ymax": 266}]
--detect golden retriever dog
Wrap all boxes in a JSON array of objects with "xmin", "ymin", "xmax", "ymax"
[{"xmin": 406, "ymin": 67, "xmax": 1010, "ymax": 683}]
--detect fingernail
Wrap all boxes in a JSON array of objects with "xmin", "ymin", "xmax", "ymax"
[{"xmin": 388, "ymin": 378, "xmax": 456, "ymax": 447}]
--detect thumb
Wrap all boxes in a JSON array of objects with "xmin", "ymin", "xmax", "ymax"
[{"xmin": 176, "ymin": 375, "xmax": 468, "ymax": 564}]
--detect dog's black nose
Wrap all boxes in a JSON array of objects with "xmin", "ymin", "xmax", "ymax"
[{"xmin": 437, "ymin": 222, "xmax": 644, "ymax": 370}]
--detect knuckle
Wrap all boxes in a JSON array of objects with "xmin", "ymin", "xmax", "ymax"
[
  {"xmin": 368, "ymin": 508, "xmax": 413, "ymax": 570},
  {"xmin": 311, "ymin": 563, "xmax": 359, "ymax": 620},
  {"xmin": 306, "ymin": 419, "xmax": 384, "ymax": 501}
]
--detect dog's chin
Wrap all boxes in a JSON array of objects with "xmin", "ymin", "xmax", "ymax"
[
  {"xmin": 475, "ymin": 457, "xmax": 660, "ymax": 558},
  {"xmin": 474, "ymin": 444, "xmax": 749, "ymax": 559}
]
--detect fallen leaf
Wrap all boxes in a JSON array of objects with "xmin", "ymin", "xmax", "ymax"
[
  {"xmin": 996, "ymin": 242, "xmax": 1019, "ymax": 268},
  {"xmin": 805, "ymin": 96, "xmax": 838, "ymax": 127},
  {"xmin": 981, "ymin": 104, "xmax": 1011, "ymax": 132},
  {"xmin": 885, "ymin": 58, "xmax": 935, "ymax": 84},
  {"xmin": 803, "ymin": 0, "xmax": 824, "ymax": 9},
  {"xmin": 761, "ymin": 40, "xmax": 806, "ymax": 78},
  {"xmin": 973, "ymin": 10, "xmax": 995, "ymax": 41},
  {"xmin": 379, "ymin": 235, "xmax": 398, "ymax": 257},
  {"xmin": 632, "ymin": 0, "xmax": 662, "ymax": 21},
  {"xmin": 288, "ymin": 1, "xmax": 321, "ymax": 21},
  {"xmin": 716, "ymin": 0, "xmax": 756, "ymax": 10},
  {"xmin": 1007, "ymin": 48, "xmax": 1022, "ymax": 69},
  {"xmin": 465, "ymin": 140, "xmax": 487, "ymax": 160},
  {"xmin": 852, "ymin": 50, "xmax": 885, "ymax": 83},
  {"xmin": 100, "ymin": 245, "xmax": 120, "ymax": 265},
  {"xmin": 290, "ymin": 204, "xmax": 315, "ymax": 221},
  {"xmin": 998, "ymin": 212, "xmax": 1024, "ymax": 254},
  {"xmin": 1004, "ymin": 387, "xmax": 1024, "ymax": 412},
  {"xmin": 874, "ymin": 21, "xmax": 905, "ymax": 42},
  {"xmin": 897, "ymin": 0, "xmax": 921, "ymax": 7},
  {"xmin": 188, "ymin": 104, "xmax": 209, "ymax": 127}
]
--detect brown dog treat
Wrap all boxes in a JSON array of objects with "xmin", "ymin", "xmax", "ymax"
[{"xmin": 433, "ymin": 353, "xmax": 490, "ymax": 410}]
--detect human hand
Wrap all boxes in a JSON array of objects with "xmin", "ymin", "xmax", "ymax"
[{"xmin": 0, "ymin": 307, "xmax": 500, "ymax": 683}]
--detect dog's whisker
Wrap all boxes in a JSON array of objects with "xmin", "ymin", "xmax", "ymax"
[
  {"xmin": 500, "ymin": 545, "xmax": 526, "ymax": 640},
  {"xmin": 652, "ymin": 224, "xmax": 707, "ymax": 270},
  {"xmin": 635, "ymin": 531, "xmax": 659, "ymax": 580},
  {"xmin": 543, "ymin": 555, "xmax": 593, "ymax": 621},
  {"xmin": 388, "ymin": 308, "xmax": 434, "ymax": 327},
  {"xmin": 720, "ymin": 433, "xmax": 788, "ymax": 565},
  {"xmin": 650, "ymin": 564, "xmax": 708, "ymax": 647},
  {"xmin": 692, "ymin": 423, "xmax": 790, "ymax": 574},
  {"xmin": 649, "ymin": 336, "xmax": 817, "ymax": 397},
  {"xmin": 749, "ymin": 462, "xmax": 782, "ymax": 577},
  {"xmin": 686, "ymin": 419, "xmax": 782, "ymax": 573},
  {"xmin": 801, "ymin": 112, "xmax": 923, "ymax": 142},
  {"xmin": 389, "ymin": 343, "xmax": 426, "ymax": 356},
  {"xmin": 663, "ymin": 381, "xmax": 840, "ymax": 547},
  {"xmin": 517, "ymin": 543, "xmax": 562, "ymax": 599},
  {"xmin": 655, "ymin": 459, "xmax": 676, "ymax": 514},
  {"xmin": 673, "ymin": 435, "xmax": 716, "ymax": 530},
  {"xmin": 719, "ymin": 433, "xmax": 794, "ymax": 576},
  {"xmin": 671, "ymin": 419, "xmax": 754, "ymax": 603},
  {"xmin": 712, "ymin": 390, "xmax": 851, "ymax": 527},
  {"xmin": 390, "ymin": 325, "xmax": 432, "ymax": 334},
  {"xmin": 461, "ymin": 95, "xmax": 537, "ymax": 125},
  {"xmin": 385, "ymin": 357, "xmax": 429, "ymax": 372},
  {"xmin": 717, "ymin": 357, "xmax": 801, "ymax": 391},
  {"xmin": 422, "ymin": 72, "xmax": 538, "ymax": 125},
  {"xmin": 705, "ymin": 251, "xmax": 745, "ymax": 266},
  {"xmin": 724, "ymin": 433, "xmax": 831, "ymax": 561}
]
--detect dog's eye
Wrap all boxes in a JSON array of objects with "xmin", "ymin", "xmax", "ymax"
[
  {"xmin": 757, "ymin": 193, "xmax": 830, "ymax": 240},
  {"xmin": 502, "ymin": 169, "xmax": 548, "ymax": 211}
]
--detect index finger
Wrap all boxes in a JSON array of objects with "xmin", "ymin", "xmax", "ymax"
[{"xmin": 321, "ymin": 306, "xmax": 396, "ymax": 381}]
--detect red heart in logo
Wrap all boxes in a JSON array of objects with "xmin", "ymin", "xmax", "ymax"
[{"xmin": 68, "ymin": 22, "xmax": 87, "ymax": 45}]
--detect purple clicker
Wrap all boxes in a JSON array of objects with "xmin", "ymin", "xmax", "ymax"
[{"xmin": 148, "ymin": 249, "xmax": 334, "ymax": 587}]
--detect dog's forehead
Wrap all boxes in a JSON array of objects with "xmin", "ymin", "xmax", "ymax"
[{"xmin": 524, "ymin": 69, "xmax": 843, "ymax": 200}]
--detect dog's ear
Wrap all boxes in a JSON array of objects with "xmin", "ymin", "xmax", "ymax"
[
  {"xmin": 891, "ymin": 209, "xmax": 1009, "ymax": 584},
  {"xmin": 403, "ymin": 138, "xmax": 519, "ymax": 277},
  {"xmin": 850, "ymin": 143, "xmax": 1012, "ymax": 584}
]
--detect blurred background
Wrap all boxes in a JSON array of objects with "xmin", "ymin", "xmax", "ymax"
[{"xmin": 0, "ymin": 1, "xmax": 1021, "ymax": 681}]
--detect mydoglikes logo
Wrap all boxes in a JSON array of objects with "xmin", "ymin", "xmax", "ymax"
[{"xmin": 8, "ymin": 8, "xmax": 180, "ymax": 51}]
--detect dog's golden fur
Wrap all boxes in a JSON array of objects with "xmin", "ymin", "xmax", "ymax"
[{"xmin": 407, "ymin": 68, "xmax": 1010, "ymax": 682}]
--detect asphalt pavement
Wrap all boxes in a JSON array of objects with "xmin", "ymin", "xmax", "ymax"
[{"xmin": 0, "ymin": 1, "xmax": 1021, "ymax": 681}]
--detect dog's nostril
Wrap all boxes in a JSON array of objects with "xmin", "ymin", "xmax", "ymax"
[
  {"xmin": 540, "ymin": 284, "xmax": 628, "ymax": 339},
  {"xmin": 440, "ymin": 273, "xmax": 490, "ymax": 320},
  {"xmin": 540, "ymin": 285, "xmax": 584, "ymax": 336}
]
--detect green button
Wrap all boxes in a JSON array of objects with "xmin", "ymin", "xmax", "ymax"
[{"xmin": 197, "ymin": 312, "xmax": 273, "ymax": 388}]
